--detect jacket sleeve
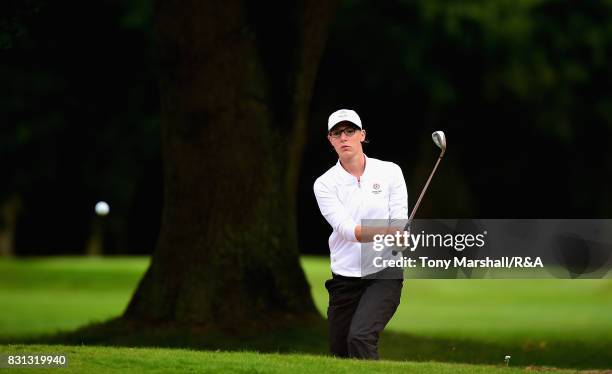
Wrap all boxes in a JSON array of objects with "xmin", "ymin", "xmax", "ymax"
[
  {"xmin": 313, "ymin": 179, "xmax": 359, "ymax": 242},
  {"xmin": 389, "ymin": 163, "xmax": 409, "ymax": 222}
]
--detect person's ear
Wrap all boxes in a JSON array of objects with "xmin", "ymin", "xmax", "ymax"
[{"xmin": 361, "ymin": 129, "xmax": 366, "ymax": 142}]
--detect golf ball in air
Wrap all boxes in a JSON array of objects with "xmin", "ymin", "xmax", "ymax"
[{"xmin": 95, "ymin": 201, "xmax": 110, "ymax": 216}]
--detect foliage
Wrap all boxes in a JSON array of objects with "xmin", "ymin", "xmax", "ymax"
[{"xmin": 0, "ymin": 0, "xmax": 160, "ymax": 254}]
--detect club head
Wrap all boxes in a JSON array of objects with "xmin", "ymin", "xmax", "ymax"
[{"xmin": 432, "ymin": 131, "xmax": 446, "ymax": 156}]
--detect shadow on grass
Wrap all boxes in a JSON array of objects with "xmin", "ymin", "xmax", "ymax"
[{"xmin": 1, "ymin": 318, "xmax": 611, "ymax": 370}]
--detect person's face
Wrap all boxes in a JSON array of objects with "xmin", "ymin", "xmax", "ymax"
[{"xmin": 327, "ymin": 122, "xmax": 366, "ymax": 158}]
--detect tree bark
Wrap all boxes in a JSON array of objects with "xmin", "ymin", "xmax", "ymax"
[
  {"xmin": 85, "ymin": 219, "xmax": 103, "ymax": 256},
  {"xmin": 124, "ymin": 0, "xmax": 338, "ymax": 330},
  {"xmin": 0, "ymin": 194, "xmax": 20, "ymax": 257}
]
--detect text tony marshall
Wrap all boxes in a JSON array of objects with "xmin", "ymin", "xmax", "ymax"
[{"xmin": 374, "ymin": 256, "xmax": 544, "ymax": 269}]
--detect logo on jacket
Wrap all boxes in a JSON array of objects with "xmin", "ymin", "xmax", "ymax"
[{"xmin": 372, "ymin": 183, "xmax": 382, "ymax": 194}]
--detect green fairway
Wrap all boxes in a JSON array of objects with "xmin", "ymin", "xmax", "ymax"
[
  {"xmin": 302, "ymin": 257, "xmax": 612, "ymax": 343},
  {"xmin": 0, "ymin": 344, "xmax": 576, "ymax": 373},
  {"xmin": 0, "ymin": 256, "xmax": 611, "ymax": 370},
  {"xmin": 2, "ymin": 256, "xmax": 611, "ymax": 342},
  {"xmin": 0, "ymin": 257, "xmax": 149, "ymax": 337}
]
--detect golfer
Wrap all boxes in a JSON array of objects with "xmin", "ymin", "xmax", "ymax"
[{"xmin": 313, "ymin": 109, "xmax": 408, "ymax": 359}]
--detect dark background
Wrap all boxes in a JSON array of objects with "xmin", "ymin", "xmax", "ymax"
[{"xmin": 2, "ymin": 0, "xmax": 611, "ymax": 256}]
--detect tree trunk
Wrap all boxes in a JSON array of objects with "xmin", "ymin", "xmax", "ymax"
[
  {"xmin": 0, "ymin": 194, "xmax": 20, "ymax": 257},
  {"xmin": 124, "ymin": 0, "xmax": 338, "ymax": 330},
  {"xmin": 85, "ymin": 219, "xmax": 103, "ymax": 256}
]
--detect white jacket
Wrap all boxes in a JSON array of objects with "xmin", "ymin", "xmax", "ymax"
[{"xmin": 314, "ymin": 155, "xmax": 408, "ymax": 277}]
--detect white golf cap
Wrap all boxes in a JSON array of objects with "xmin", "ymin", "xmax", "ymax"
[{"xmin": 328, "ymin": 109, "xmax": 362, "ymax": 131}]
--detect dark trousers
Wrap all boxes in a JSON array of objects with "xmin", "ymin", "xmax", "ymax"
[{"xmin": 325, "ymin": 273, "xmax": 403, "ymax": 359}]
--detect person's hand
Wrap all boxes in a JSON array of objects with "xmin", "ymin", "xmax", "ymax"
[{"xmin": 391, "ymin": 221, "xmax": 411, "ymax": 255}]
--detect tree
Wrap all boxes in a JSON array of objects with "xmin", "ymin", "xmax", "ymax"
[{"xmin": 124, "ymin": 0, "xmax": 338, "ymax": 330}]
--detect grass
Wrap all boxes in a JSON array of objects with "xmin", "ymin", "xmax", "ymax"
[
  {"xmin": 1, "ymin": 256, "xmax": 612, "ymax": 371},
  {"xmin": 303, "ymin": 257, "xmax": 612, "ymax": 343},
  {"xmin": 0, "ymin": 257, "xmax": 148, "ymax": 337},
  {"xmin": 0, "ymin": 344, "xmax": 579, "ymax": 373}
]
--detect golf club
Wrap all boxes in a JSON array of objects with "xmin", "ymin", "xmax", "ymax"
[{"xmin": 392, "ymin": 131, "xmax": 446, "ymax": 255}]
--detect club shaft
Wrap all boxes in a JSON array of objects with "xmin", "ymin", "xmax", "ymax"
[
  {"xmin": 408, "ymin": 152, "xmax": 444, "ymax": 222},
  {"xmin": 392, "ymin": 147, "xmax": 444, "ymax": 256}
]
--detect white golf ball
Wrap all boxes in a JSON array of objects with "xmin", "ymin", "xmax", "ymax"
[{"xmin": 95, "ymin": 201, "xmax": 110, "ymax": 216}]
